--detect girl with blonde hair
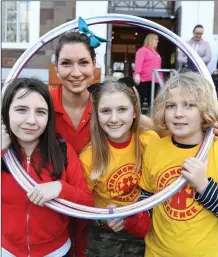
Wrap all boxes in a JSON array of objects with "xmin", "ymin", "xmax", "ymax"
[{"xmin": 80, "ymin": 77, "xmax": 159, "ymax": 257}]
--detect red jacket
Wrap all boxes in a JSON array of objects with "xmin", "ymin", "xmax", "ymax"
[{"xmin": 2, "ymin": 144, "xmax": 94, "ymax": 257}]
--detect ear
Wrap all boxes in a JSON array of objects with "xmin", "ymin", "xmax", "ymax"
[{"xmin": 133, "ymin": 110, "xmax": 136, "ymax": 119}]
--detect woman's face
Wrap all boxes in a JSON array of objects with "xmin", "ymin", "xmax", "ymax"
[
  {"xmin": 9, "ymin": 89, "xmax": 49, "ymax": 151},
  {"xmin": 151, "ymin": 36, "xmax": 159, "ymax": 49},
  {"xmin": 193, "ymin": 27, "xmax": 204, "ymax": 42},
  {"xmin": 56, "ymin": 43, "xmax": 96, "ymax": 94}
]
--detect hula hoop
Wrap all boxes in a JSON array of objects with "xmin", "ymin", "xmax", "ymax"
[{"xmin": 3, "ymin": 14, "xmax": 215, "ymax": 219}]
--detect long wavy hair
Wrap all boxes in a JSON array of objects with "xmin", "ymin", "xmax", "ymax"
[{"xmin": 2, "ymin": 77, "xmax": 65, "ymax": 179}]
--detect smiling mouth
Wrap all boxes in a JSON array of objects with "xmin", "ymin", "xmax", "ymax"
[
  {"xmin": 108, "ymin": 125, "xmax": 123, "ymax": 129},
  {"xmin": 69, "ymin": 79, "xmax": 84, "ymax": 85}
]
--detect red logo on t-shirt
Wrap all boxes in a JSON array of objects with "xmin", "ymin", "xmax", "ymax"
[
  {"xmin": 107, "ymin": 164, "xmax": 141, "ymax": 202},
  {"xmin": 157, "ymin": 166, "xmax": 203, "ymax": 221}
]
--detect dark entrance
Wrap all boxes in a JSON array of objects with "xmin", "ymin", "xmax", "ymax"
[{"xmin": 110, "ymin": 18, "xmax": 177, "ymax": 78}]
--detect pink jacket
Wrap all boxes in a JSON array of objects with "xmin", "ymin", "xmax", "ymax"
[{"xmin": 134, "ymin": 46, "xmax": 162, "ymax": 82}]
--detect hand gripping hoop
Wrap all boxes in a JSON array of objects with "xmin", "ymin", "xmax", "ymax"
[{"xmin": 3, "ymin": 14, "xmax": 215, "ymax": 219}]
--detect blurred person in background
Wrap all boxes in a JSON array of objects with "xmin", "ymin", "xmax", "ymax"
[
  {"xmin": 134, "ymin": 34, "xmax": 163, "ymax": 110},
  {"xmin": 177, "ymin": 24, "xmax": 212, "ymax": 72}
]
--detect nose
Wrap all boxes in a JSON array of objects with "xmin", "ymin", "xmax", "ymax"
[
  {"xmin": 175, "ymin": 106, "xmax": 184, "ymax": 118},
  {"xmin": 25, "ymin": 111, "xmax": 36, "ymax": 125},
  {"xmin": 70, "ymin": 64, "xmax": 82, "ymax": 77},
  {"xmin": 109, "ymin": 111, "xmax": 119, "ymax": 123}
]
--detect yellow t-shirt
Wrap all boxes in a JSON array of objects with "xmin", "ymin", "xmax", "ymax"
[
  {"xmin": 80, "ymin": 130, "xmax": 159, "ymax": 208},
  {"xmin": 140, "ymin": 136, "xmax": 218, "ymax": 257}
]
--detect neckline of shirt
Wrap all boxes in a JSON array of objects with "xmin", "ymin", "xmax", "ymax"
[{"xmin": 108, "ymin": 135, "xmax": 132, "ymax": 149}]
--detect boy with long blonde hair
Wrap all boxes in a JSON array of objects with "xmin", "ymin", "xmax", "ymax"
[{"xmin": 140, "ymin": 72, "xmax": 218, "ymax": 257}]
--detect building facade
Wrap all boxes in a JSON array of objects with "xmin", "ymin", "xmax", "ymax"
[{"xmin": 1, "ymin": 0, "xmax": 218, "ymax": 84}]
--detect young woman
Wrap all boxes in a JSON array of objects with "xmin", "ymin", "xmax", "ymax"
[
  {"xmin": 139, "ymin": 72, "xmax": 218, "ymax": 257},
  {"xmin": 1, "ymin": 78, "xmax": 94, "ymax": 257},
  {"xmin": 134, "ymin": 33, "xmax": 163, "ymax": 109},
  {"xmin": 79, "ymin": 77, "xmax": 160, "ymax": 257}
]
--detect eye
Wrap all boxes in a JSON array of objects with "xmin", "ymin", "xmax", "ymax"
[
  {"xmin": 166, "ymin": 104, "xmax": 175, "ymax": 109},
  {"xmin": 16, "ymin": 108, "xmax": 27, "ymax": 113},
  {"xmin": 118, "ymin": 107, "xmax": 127, "ymax": 112},
  {"xmin": 100, "ymin": 109, "xmax": 111, "ymax": 114},
  {"xmin": 185, "ymin": 103, "xmax": 197, "ymax": 109},
  {"xmin": 80, "ymin": 60, "xmax": 90, "ymax": 66},
  {"xmin": 60, "ymin": 61, "xmax": 70, "ymax": 66},
  {"xmin": 36, "ymin": 110, "xmax": 47, "ymax": 115}
]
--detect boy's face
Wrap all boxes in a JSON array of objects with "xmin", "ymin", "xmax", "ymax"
[{"xmin": 164, "ymin": 88, "xmax": 203, "ymax": 145}]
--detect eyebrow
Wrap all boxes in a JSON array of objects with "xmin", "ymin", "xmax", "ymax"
[
  {"xmin": 13, "ymin": 105, "xmax": 48, "ymax": 111},
  {"xmin": 59, "ymin": 57, "xmax": 90, "ymax": 61}
]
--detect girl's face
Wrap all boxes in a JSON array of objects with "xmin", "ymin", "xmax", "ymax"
[
  {"xmin": 97, "ymin": 91, "xmax": 136, "ymax": 143},
  {"xmin": 56, "ymin": 43, "xmax": 96, "ymax": 94},
  {"xmin": 164, "ymin": 88, "xmax": 203, "ymax": 145},
  {"xmin": 9, "ymin": 89, "xmax": 49, "ymax": 151}
]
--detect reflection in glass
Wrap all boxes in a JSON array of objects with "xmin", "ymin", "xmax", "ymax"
[
  {"xmin": 7, "ymin": 23, "xmax": 16, "ymax": 42},
  {"xmin": 8, "ymin": 9, "xmax": 17, "ymax": 22},
  {"xmin": 7, "ymin": 1, "xmax": 16, "ymax": 11}
]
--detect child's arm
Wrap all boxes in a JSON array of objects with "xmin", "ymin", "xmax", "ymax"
[
  {"xmin": 195, "ymin": 178, "xmax": 218, "ymax": 217},
  {"xmin": 124, "ymin": 189, "xmax": 153, "ymax": 238},
  {"xmin": 182, "ymin": 157, "xmax": 218, "ymax": 216},
  {"xmin": 28, "ymin": 144, "xmax": 94, "ymax": 207},
  {"xmin": 123, "ymin": 145, "xmax": 156, "ymax": 238},
  {"xmin": 181, "ymin": 157, "xmax": 208, "ymax": 194}
]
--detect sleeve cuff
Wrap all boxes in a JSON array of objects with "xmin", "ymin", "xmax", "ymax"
[{"xmin": 195, "ymin": 178, "xmax": 215, "ymax": 202}]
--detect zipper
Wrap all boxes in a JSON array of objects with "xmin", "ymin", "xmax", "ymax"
[{"xmin": 26, "ymin": 156, "xmax": 31, "ymax": 257}]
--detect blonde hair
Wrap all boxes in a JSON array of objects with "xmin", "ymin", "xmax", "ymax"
[
  {"xmin": 151, "ymin": 72, "xmax": 218, "ymax": 132},
  {"xmin": 90, "ymin": 78, "xmax": 142, "ymax": 180},
  {"xmin": 144, "ymin": 33, "xmax": 158, "ymax": 48}
]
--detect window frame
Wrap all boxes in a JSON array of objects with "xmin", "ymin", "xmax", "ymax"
[{"xmin": 2, "ymin": 1, "xmax": 40, "ymax": 49}]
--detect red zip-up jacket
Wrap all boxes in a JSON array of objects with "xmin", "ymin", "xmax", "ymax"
[{"xmin": 2, "ymin": 144, "xmax": 94, "ymax": 257}]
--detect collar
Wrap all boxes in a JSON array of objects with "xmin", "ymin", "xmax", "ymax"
[
  {"xmin": 171, "ymin": 136, "xmax": 198, "ymax": 149},
  {"xmin": 108, "ymin": 135, "xmax": 132, "ymax": 149},
  {"xmin": 51, "ymin": 84, "xmax": 92, "ymax": 115},
  {"xmin": 50, "ymin": 84, "xmax": 65, "ymax": 114}
]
